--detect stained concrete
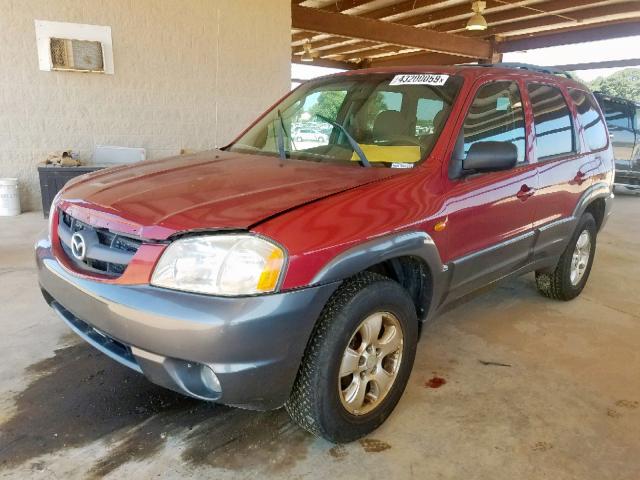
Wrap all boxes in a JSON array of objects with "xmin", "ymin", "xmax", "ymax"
[{"xmin": 0, "ymin": 196, "xmax": 638, "ymax": 479}]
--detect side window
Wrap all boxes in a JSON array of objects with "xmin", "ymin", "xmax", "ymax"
[
  {"xmin": 568, "ymin": 89, "xmax": 608, "ymax": 151},
  {"xmin": 603, "ymin": 100, "xmax": 631, "ymax": 130},
  {"xmin": 528, "ymin": 83, "xmax": 574, "ymax": 160},
  {"xmin": 462, "ymin": 81, "xmax": 526, "ymax": 163},
  {"xmin": 635, "ymin": 108, "xmax": 640, "ymax": 132},
  {"xmin": 416, "ymin": 98, "xmax": 444, "ymax": 136}
]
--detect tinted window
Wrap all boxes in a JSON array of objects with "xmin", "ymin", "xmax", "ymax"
[
  {"xmin": 528, "ymin": 84, "xmax": 574, "ymax": 159},
  {"xmin": 569, "ymin": 89, "xmax": 608, "ymax": 151},
  {"xmin": 462, "ymin": 81, "xmax": 526, "ymax": 163},
  {"xmin": 603, "ymin": 100, "xmax": 631, "ymax": 129}
]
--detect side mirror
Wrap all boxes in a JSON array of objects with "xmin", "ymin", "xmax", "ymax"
[{"xmin": 463, "ymin": 141, "xmax": 518, "ymax": 173}]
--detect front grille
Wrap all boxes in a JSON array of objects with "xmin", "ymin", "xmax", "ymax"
[{"xmin": 58, "ymin": 210, "xmax": 142, "ymax": 276}]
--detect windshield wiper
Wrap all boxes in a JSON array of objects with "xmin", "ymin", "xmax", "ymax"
[
  {"xmin": 275, "ymin": 109, "xmax": 288, "ymax": 160},
  {"xmin": 314, "ymin": 114, "xmax": 371, "ymax": 168}
]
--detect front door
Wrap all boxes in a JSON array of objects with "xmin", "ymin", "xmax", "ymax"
[{"xmin": 442, "ymin": 78, "xmax": 537, "ymax": 300}]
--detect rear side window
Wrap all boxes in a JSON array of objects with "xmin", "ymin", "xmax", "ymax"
[
  {"xmin": 568, "ymin": 89, "xmax": 608, "ymax": 151},
  {"xmin": 528, "ymin": 83, "xmax": 574, "ymax": 160},
  {"xmin": 462, "ymin": 81, "xmax": 526, "ymax": 163}
]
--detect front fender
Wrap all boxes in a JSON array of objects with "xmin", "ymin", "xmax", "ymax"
[{"xmin": 310, "ymin": 231, "xmax": 448, "ymax": 320}]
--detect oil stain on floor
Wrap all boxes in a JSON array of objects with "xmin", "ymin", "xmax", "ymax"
[{"xmin": 0, "ymin": 342, "xmax": 314, "ymax": 477}]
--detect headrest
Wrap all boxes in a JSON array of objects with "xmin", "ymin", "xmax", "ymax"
[
  {"xmin": 372, "ymin": 110, "xmax": 411, "ymax": 139},
  {"xmin": 432, "ymin": 110, "xmax": 446, "ymax": 131}
]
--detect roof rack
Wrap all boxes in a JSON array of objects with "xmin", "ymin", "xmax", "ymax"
[{"xmin": 473, "ymin": 62, "xmax": 574, "ymax": 79}]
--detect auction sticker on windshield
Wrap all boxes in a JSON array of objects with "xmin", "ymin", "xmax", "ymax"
[{"xmin": 390, "ymin": 74, "xmax": 449, "ymax": 86}]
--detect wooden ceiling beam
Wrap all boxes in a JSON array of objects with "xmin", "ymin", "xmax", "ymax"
[
  {"xmin": 292, "ymin": 38, "xmax": 376, "ymax": 55},
  {"xmin": 498, "ymin": 19, "xmax": 640, "ymax": 52},
  {"xmin": 465, "ymin": 2, "xmax": 640, "ymax": 38},
  {"xmin": 291, "ymin": 56, "xmax": 358, "ymax": 70},
  {"xmin": 340, "ymin": 45, "xmax": 420, "ymax": 60},
  {"xmin": 295, "ymin": 1, "xmax": 505, "ymax": 55},
  {"xmin": 552, "ymin": 58, "xmax": 640, "ymax": 71},
  {"xmin": 432, "ymin": 0, "xmax": 614, "ymax": 33},
  {"xmin": 315, "ymin": 0, "xmax": 380, "ymax": 13},
  {"xmin": 291, "ymin": 5, "xmax": 492, "ymax": 58},
  {"xmin": 369, "ymin": 51, "xmax": 467, "ymax": 67},
  {"xmin": 358, "ymin": 0, "xmax": 467, "ymax": 21}
]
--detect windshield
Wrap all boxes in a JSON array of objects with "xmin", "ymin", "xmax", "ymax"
[{"xmin": 228, "ymin": 73, "xmax": 463, "ymax": 168}]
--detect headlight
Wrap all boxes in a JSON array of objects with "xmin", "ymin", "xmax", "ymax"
[{"xmin": 151, "ymin": 235, "xmax": 285, "ymax": 296}]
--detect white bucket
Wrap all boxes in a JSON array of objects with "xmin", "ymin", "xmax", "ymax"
[{"xmin": 0, "ymin": 178, "xmax": 21, "ymax": 216}]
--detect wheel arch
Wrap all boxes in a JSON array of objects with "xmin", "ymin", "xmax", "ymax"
[
  {"xmin": 573, "ymin": 180, "xmax": 613, "ymax": 231},
  {"xmin": 310, "ymin": 231, "xmax": 447, "ymax": 321}
]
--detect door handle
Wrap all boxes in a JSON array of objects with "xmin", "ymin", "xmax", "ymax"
[
  {"xmin": 516, "ymin": 184, "xmax": 535, "ymax": 201},
  {"xmin": 572, "ymin": 170, "xmax": 586, "ymax": 185}
]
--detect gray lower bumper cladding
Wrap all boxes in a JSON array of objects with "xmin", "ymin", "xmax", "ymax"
[{"xmin": 36, "ymin": 238, "xmax": 340, "ymax": 410}]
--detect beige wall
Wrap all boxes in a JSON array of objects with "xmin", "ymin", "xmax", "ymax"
[{"xmin": 0, "ymin": 0, "xmax": 291, "ymax": 211}]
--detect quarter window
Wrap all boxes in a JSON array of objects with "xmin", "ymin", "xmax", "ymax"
[
  {"xmin": 568, "ymin": 89, "xmax": 608, "ymax": 151},
  {"xmin": 528, "ymin": 84, "xmax": 574, "ymax": 160},
  {"xmin": 462, "ymin": 81, "xmax": 526, "ymax": 163}
]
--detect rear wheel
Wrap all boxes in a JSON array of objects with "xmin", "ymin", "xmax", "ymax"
[
  {"xmin": 286, "ymin": 272, "xmax": 418, "ymax": 443},
  {"xmin": 535, "ymin": 213, "xmax": 597, "ymax": 301}
]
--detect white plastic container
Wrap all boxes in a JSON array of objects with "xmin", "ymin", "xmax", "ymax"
[{"xmin": 0, "ymin": 178, "xmax": 21, "ymax": 216}]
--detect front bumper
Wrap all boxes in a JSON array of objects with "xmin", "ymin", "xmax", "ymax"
[{"xmin": 36, "ymin": 237, "xmax": 340, "ymax": 410}]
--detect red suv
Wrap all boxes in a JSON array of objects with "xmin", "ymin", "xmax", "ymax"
[{"xmin": 36, "ymin": 64, "xmax": 614, "ymax": 443}]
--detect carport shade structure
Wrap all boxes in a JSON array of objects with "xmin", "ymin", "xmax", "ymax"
[{"xmin": 290, "ymin": 0, "xmax": 640, "ymax": 70}]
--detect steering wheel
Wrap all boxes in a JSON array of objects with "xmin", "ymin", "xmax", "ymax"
[{"xmin": 374, "ymin": 134, "xmax": 423, "ymax": 147}]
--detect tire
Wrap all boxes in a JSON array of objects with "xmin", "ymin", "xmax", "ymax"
[
  {"xmin": 286, "ymin": 272, "xmax": 418, "ymax": 443},
  {"xmin": 535, "ymin": 213, "xmax": 597, "ymax": 301}
]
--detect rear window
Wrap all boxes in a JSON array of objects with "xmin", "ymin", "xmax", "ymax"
[
  {"xmin": 528, "ymin": 83, "xmax": 575, "ymax": 160},
  {"xmin": 568, "ymin": 89, "xmax": 608, "ymax": 151}
]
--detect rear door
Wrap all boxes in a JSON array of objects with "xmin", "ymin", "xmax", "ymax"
[
  {"xmin": 526, "ymin": 83, "xmax": 597, "ymax": 261},
  {"xmin": 443, "ymin": 78, "xmax": 538, "ymax": 299}
]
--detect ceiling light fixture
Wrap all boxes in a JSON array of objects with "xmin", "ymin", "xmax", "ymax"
[
  {"xmin": 301, "ymin": 40, "xmax": 314, "ymax": 62},
  {"xmin": 466, "ymin": 1, "xmax": 488, "ymax": 31}
]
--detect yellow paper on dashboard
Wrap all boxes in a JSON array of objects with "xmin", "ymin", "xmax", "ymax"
[{"xmin": 351, "ymin": 144, "xmax": 421, "ymax": 164}]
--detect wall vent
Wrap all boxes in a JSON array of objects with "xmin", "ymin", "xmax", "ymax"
[
  {"xmin": 50, "ymin": 38, "xmax": 105, "ymax": 72},
  {"xmin": 35, "ymin": 20, "xmax": 114, "ymax": 74}
]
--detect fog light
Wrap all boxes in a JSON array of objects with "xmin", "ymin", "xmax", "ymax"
[{"xmin": 200, "ymin": 365, "xmax": 221, "ymax": 393}]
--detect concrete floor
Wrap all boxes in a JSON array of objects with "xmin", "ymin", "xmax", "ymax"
[{"xmin": 0, "ymin": 196, "xmax": 639, "ymax": 480}]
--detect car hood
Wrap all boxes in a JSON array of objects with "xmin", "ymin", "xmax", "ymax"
[{"xmin": 58, "ymin": 150, "xmax": 402, "ymax": 240}]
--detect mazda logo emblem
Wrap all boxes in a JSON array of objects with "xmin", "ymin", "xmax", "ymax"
[{"xmin": 71, "ymin": 232, "xmax": 87, "ymax": 261}]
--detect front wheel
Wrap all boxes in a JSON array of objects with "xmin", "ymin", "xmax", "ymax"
[
  {"xmin": 286, "ymin": 272, "xmax": 418, "ymax": 443},
  {"xmin": 535, "ymin": 212, "xmax": 597, "ymax": 301}
]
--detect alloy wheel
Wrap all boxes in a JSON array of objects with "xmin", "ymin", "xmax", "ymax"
[
  {"xmin": 338, "ymin": 312, "xmax": 403, "ymax": 416},
  {"xmin": 570, "ymin": 229, "xmax": 591, "ymax": 286}
]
